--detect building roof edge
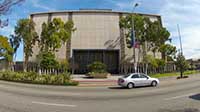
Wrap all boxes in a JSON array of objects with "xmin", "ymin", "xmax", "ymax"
[{"xmin": 30, "ymin": 10, "xmax": 161, "ymax": 17}]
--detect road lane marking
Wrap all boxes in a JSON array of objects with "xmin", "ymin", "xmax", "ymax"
[
  {"xmin": 32, "ymin": 101, "xmax": 77, "ymax": 107},
  {"xmin": 164, "ymin": 93, "xmax": 195, "ymax": 101}
]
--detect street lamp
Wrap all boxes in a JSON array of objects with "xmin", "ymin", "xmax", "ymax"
[
  {"xmin": 131, "ymin": 3, "xmax": 139, "ymax": 47},
  {"xmin": 131, "ymin": 3, "xmax": 139, "ymax": 72}
]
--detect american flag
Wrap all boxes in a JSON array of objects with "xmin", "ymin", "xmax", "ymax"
[{"xmin": 134, "ymin": 41, "xmax": 140, "ymax": 48}]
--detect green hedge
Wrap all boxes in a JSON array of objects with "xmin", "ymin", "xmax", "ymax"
[
  {"xmin": 87, "ymin": 61, "xmax": 107, "ymax": 73},
  {"xmin": 0, "ymin": 71, "xmax": 78, "ymax": 86},
  {"xmin": 86, "ymin": 61, "xmax": 109, "ymax": 78},
  {"xmin": 87, "ymin": 72, "xmax": 109, "ymax": 78},
  {"xmin": 150, "ymin": 70, "xmax": 200, "ymax": 78}
]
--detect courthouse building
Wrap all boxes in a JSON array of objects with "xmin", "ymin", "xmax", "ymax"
[{"xmin": 29, "ymin": 9, "xmax": 162, "ymax": 74}]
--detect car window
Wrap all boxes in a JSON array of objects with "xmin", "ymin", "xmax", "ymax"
[
  {"xmin": 140, "ymin": 74, "xmax": 148, "ymax": 78},
  {"xmin": 131, "ymin": 74, "xmax": 139, "ymax": 78}
]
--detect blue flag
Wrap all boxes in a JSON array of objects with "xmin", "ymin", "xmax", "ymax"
[{"xmin": 131, "ymin": 30, "xmax": 135, "ymax": 48}]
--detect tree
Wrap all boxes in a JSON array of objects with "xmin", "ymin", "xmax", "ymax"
[
  {"xmin": 58, "ymin": 59, "xmax": 69, "ymax": 72},
  {"xmin": 13, "ymin": 19, "xmax": 38, "ymax": 71},
  {"xmin": 159, "ymin": 44, "xmax": 177, "ymax": 62},
  {"xmin": 175, "ymin": 53, "xmax": 189, "ymax": 78},
  {"xmin": 0, "ymin": 0, "xmax": 25, "ymax": 28},
  {"xmin": 143, "ymin": 55, "xmax": 158, "ymax": 68},
  {"xmin": 120, "ymin": 14, "xmax": 171, "ymax": 74},
  {"xmin": 38, "ymin": 18, "xmax": 75, "ymax": 69},
  {"xmin": 9, "ymin": 34, "xmax": 21, "ymax": 59},
  {"xmin": 37, "ymin": 51, "xmax": 59, "ymax": 69},
  {"xmin": 0, "ymin": 35, "xmax": 14, "ymax": 69},
  {"xmin": 119, "ymin": 14, "xmax": 147, "ymax": 49},
  {"xmin": 146, "ymin": 21, "xmax": 171, "ymax": 59},
  {"xmin": 120, "ymin": 15, "xmax": 165, "ymax": 70},
  {"xmin": 63, "ymin": 20, "xmax": 76, "ymax": 60},
  {"xmin": 40, "ymin": 19, "xmax": 63, "ymax": 52},
  {"xmin": 40, "ymin": 19, "xmax": 75, "ymax": 59},
  {"xmin": 119, "ymin": 14, "xmax": 171, "ymax": 60},
  {"xmin": 120, "ymin": 14, "xmax": 149, "ymax": 72},
  {"xmin": 143, "ymin": 54, "xmax": 166, "ymax": 74}
]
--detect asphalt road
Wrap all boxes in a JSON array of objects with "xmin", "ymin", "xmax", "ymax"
[{"xmin": 0, "ymin": 75, "xmax": 200, "ymax": 112}]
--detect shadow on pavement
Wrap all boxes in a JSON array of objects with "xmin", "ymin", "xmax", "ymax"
[
  {"xmin": 158, "ymin": 108, "xmax": 199, "ymax": 112},
  {"xmin": 108, "ymin": 86, "xmax": 127, "ymax": 89},
  {"xmin": 108, "ymin": 86, "xmax": 153, "ymax": 90},
  {"xmin": 189, "ymin": 94, "xmax": 200, "ymax": 101}
]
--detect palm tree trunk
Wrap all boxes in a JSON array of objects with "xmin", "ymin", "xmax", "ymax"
[
  {"xmin": 137, "ymin": 47, "xmax": 140, "ymax": 73},
  {"xmin": 143, "ymin": 42, "xmax": 148, "ymax": 74},
  {"xmin": 145, "ymin": 63, "xmax": 148, "ymax": 74},
  {"xmin": 153, "ymin": 51, "xmax": 156, "ymax": 58},
  {"xmin": 24, "ymin": 56, "xmax": 28, "ymax": 72},
  {"xmin": 66, "ymin": 40, "xmax": 71, "ymax": 61},
  {"xmin": 133, "ymin": 46, "xmax": 137, "ymax": 72}
]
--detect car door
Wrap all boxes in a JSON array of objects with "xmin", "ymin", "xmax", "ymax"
[
  {"xmin": 140, "ymin": 74, "xmax": 151, "ymax": 86},
  {"xmin": 131, "ymin": 74, "xmax": 142, "ymax": 86}
]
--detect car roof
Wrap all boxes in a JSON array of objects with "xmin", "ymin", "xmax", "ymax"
[
  {"xmin": 131, "ymin": 73, "xmax": 145, "ymax": 75},
  {"xmin": 130, "ymin": 73, "xmax": 148, "ymax": 76}
]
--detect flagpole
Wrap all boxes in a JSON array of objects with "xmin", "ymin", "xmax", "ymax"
[
  {"xmin": 132, "ymin": 3, "xmax": 139, "ymax": 72},
  {"xmin": 177, "ymin": 24, "xmax": 183, "ymax": 55}
]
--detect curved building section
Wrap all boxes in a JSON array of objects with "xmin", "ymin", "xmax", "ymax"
[{"xmin": 29, "ymin": 9, "xmax": 162, "ymax": 74}]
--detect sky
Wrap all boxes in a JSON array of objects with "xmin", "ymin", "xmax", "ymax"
[{"xmin": 0, "ymin": 0, "xmax": 200, "ymax": 61}]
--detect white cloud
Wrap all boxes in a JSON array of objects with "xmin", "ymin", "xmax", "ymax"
[
  {"xmin": 160, "ymin": 0, "xmax": 200, "ymax": 59},
  {"xmin": 112, "ymin": 0, "xmax": 200, "ymax": 59},
  {"xmin": 0, "ymin": 24, "xmax": 14, "ymax": 37},
  {"xmin": 31, "ymin": 0, "xmax": 55, "ymax": 11},
  {"xmin": 109, "ymin": 0, "xmax": 142, "ymax": 11},
  {"xmin": 115, "ymin": 2, "xmax": 132, "ymax": 10}
]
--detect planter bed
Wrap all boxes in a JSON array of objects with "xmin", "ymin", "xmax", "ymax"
[
  {"xmin": 86, "ymin": 73, "xmax": 111, "ymax": 79},
  {"xmin": 0, "ymin": 71, "xmax": 79, "ymax": 86}
]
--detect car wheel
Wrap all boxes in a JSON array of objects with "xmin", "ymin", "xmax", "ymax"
[
  {"xmin": 127, "ymin": 83, "xmax": 134, "ymax": 89},
  {"xmin": 151, "ymin": 81, "xmax": 157, "ymax": 87}
]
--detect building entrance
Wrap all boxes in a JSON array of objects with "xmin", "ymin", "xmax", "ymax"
[{"xmin": 73, "ymin": 49, "xmax": 119, "ymax": 74}]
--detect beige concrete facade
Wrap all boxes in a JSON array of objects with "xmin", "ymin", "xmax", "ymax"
[
  {"xmin": 71, "ymin": 12, "xmax": 120, "ymax": 55},
  {"xmin": 29, "ymin": 10, "xmax": 162, "ymax": 63}
]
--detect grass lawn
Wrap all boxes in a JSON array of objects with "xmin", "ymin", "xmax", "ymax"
[{"xmin": 150, "ymin": 70, "xmax": 200, "ymax": 78}]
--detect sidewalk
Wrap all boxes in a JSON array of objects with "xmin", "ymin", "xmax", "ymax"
[
  {"xmin": 72, "ymin": 75, "xmax": 121, "ymax": 81},
  {"xmin": 72, "ymin": 75, "xmax": 121, "ymax": 87}
]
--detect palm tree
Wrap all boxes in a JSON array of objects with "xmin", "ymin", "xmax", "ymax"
[
  {"xmin": 63, "ymin": 20, "xmax": 76, "ymax": 61},
  {"xmin": 13, "ymin": 19, "xmax": 38, "ymax": 71}
]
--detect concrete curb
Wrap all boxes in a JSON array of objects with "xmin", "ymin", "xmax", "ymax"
[{"xmin": 74, "ymin": 80, "xmax": 117, "ymax": 83}]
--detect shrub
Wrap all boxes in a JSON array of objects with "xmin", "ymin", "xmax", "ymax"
[
  {"xmin": 87, "ymin": 61, "xmax": 109, "ymax": 78},
  {"xmin": 87, "ymin": 72, "xmax": 108, "ymax": 78},
  {"xmin": 1, "ymin": 71, "xmax": 17, "ymax": 81},
  {"xmin": 21, "ymin": 72, "xmax": 38, "ymax": 82},
  {"xmin": 37, "ymin": 51, "xmax": 59, "ymax": 69},
  {"xmin": 155, "ymin": 59, "xmax": 165, "ymax": 67},
  {"xmin": 0, "ymin": 71, "xmax": 78, "ymax": 86},
  {"xmin": 87, "ymin": 61, "xmax": 107, "ymax": 73},
  {"xmin": 58, "ymin": 59, "xmax": 69, "ymax": 71}
]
